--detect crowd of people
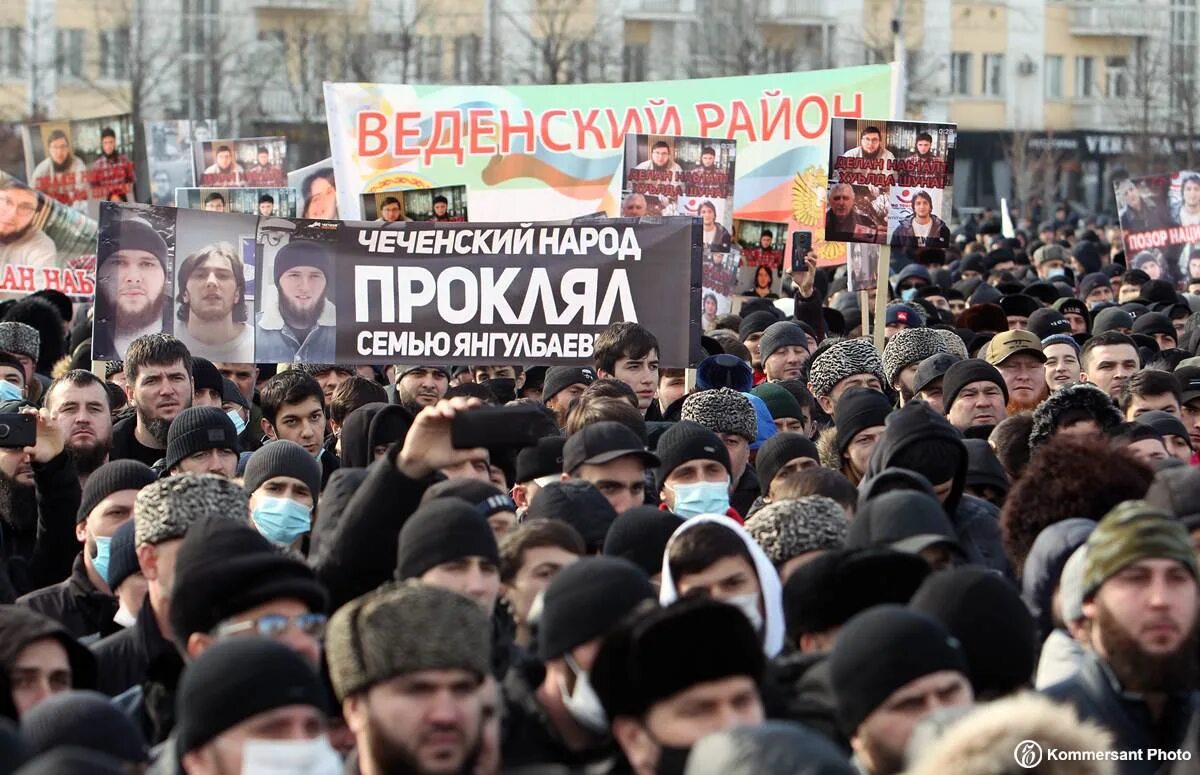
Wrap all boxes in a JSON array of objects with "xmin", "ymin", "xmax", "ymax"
[{"xmin": 0, "ymin": 209, "xmax": 1196, "ymax": 775}]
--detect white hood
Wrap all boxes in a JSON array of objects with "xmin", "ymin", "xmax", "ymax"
[{"xmin": 658, "ymin": 514, "xmax": 785, "ymax": 657}]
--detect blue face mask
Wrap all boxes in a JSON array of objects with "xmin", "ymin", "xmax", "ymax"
[
  {"xmin": 227, "ymin": 409, "xmax": 247, "ymax": 436},
  {"xmin": 0, "ymin": 381, "xmax": 22, "ymax": 402},
  {"xmin": 1047, "ymin": 267, "xmax": 1066, "ymax": 279},
  {"xmin": 668, "ymin": 479, "xmax": 731, "ymax": 519},
  {"xmin": 93, "ymin": 535, "xmax": 112, "ymax": 586},
  {"xmin": 252, "ymin": 496, "xmax": 313, "ymax": 545},
  {"xmin": 900, "ymin": 287, "xmax": 917, "ymax": 301}
]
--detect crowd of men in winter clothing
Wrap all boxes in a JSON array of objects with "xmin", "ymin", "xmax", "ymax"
[{"xmin": 0, "ymin": 213, "xmax": 1197, "ymax": 775}]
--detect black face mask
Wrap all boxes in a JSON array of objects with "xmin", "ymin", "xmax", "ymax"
[
  {"xmin": 482, "ymin": 377, "xmax": 517, "ymax": 404},
  {"xmin": 654, "ymin": 743, "xmax": 692, "ymax": 775}
]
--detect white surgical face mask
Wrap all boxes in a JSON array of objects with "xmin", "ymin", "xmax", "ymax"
[
  {"xmin": 725, "ymin": 592, "xmax": 764, "ymax": 635},
  {"xmin": 557, "ymin": 654, "xmax": 609, "ymax": 733},
  {"xmin": 240, "ymin": 737, "xmax": 342, "ymax": 774}
]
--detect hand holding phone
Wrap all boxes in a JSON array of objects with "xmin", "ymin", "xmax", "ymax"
[{"xmin": 791, "ymin": 231, "xmax": 812, "ymax": 273}]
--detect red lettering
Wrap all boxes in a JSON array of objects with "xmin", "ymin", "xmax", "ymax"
[
  {"xmin": 572, "ymin": 108, "xmax": 605, "ymax": 149},
  {"xmin": 358, "ymin": 111, "xmax": 388, "ymax": 157},
  {"xmin": 696, "ymin": 102, "xmax": 726, "ymax": 136},
  {"xmin": 500, "ymin": 109, "xmax": 536, "ymax": 154},
  {"xmin": 833, "ymin": 91, "xmax": 864, "ymax": 118},
  {"xmin": 796, "ymin": 95, "xmax": 828, "ymax": 139},
  {"xmin": 540, "ymin": 109, "xmax": 570, "ymax": 152},
  {"xmin": 727, "ymin": 100, "xmax": 757, "ymax": 141},
  {"xmin": 467, "ymin": 109, "xmax": 498, "ymax": 155}
]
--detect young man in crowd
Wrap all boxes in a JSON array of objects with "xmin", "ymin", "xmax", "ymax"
[
  {"xmin": 1119, "ymin": 368, "xmax": 1182, "ymax": 420},
  {"xmin": 43, "ymin": 369, "xmax": 113, "ymax": 488},
  {"xmin": 593, "ymin": 322, "xmax": 661, "ymax": 418},
  {"xmin": 259, "ymin": 369, "xmax": 340, "ymax": 487},
  {"xmin": 562, "ymin": 421, "xmax": 659, "ymax": 515},
  {"xmin": 111, "ymin": 334, "xmax": 193, "ymax": 467},
  {"xmin": 1080, "ymin": 332, "xmax": 1141, "ymax": 400}
]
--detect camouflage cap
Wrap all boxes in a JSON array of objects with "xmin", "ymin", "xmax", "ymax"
[{"xmin": 1083, "ymin": 501, "xmax": 1198, "ymax": 599}]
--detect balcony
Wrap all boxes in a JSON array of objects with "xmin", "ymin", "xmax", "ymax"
[
  {"xmin": 1071, "ymin": 96, "xmax": 1128, "ymax": 129},
  {"xmin": 768, "ymin": 0, "xmax": 831, "ymax": 22},
  {"xmin": 250, "ymin": 0, "xmax": 343, "ymax": 9},
  {"xmin": 623, "ymin": 0, "xmax": 694, "ymax": 20},
  {"xmin": 1069, "ymin": 4, "xmax": 1165, "ymax": 37}
]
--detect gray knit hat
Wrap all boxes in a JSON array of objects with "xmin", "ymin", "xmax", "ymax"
[
  {"xmin": 807, "ymin": 339, "xmax": 885, "ymax": 398},
  {"xmin": 682, "ymin": 387, "xmax": 757, "ymax": 442},
  {"xmin": 133, "ymin": 473, "xmax": 249, "ymax": 546},
  {"xmin": 242, "ymin": 440, "xmax": 322, "ymax": 503},
  {"xmin": 745, "ymin": 496, "xmax": 848, "ymax": 567},
  {"xmin": 758, "ymin": 321, "xmax": 810, "ymax": 366},
  {"xmin": 0, "ymin": 322, "xmax": 39, "ymax": 362},
  {"xmin": 882, "ymin": 328, "xmax": 950, "ymax": 387},
  {"xmin": 933, "ymin": 329, "xmax": 969, "ymax": 360},
  {"xmin": 326, "ymin": 581, "xmax": 491, "ymax": 702}
]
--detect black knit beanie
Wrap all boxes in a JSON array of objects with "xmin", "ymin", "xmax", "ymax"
[
  {"xmin": 175, "ymin": 638, "xmax": 328, "ymax": 758},
  {"xmin": 367, "ymin": 404, "xmax": 412, "ymax": 455},
  {"xmin": 163, "ymin": 406, "xmax": 240, "ymax": 472},
  {"xmin": 833, "ymin": 387, "xmax": 893, "ymax": 456},
  {"xmin": 602, "ymin": 505, "xmax": 682, "ymax": 578},
  {"xmin": 169, "ymin": 517, "xmax": 328, "ymax": 644},
  {"xmin": 909, "ymin": 567, "xmax": 1037, "ymax": 699},
  {"xmin": 396, "ymin": 497, "xmax": 499, "ymax": 579},
  {"xmin": 941, "ymin": 358, "xmax": 1008, "ymax": 413},
  {"xmin": 272, "ymin": 239, "xmax": 331, "ymax": 285},
  {"xmin": 77, "ymin": 460, "xmax": 157, "ymax": 523},
  {"xmin": 739, "ymin": 310, "xmax": 779, "ymax": 341},
  {"xmin": 755, "ymin": 432, "xmax": 819, "ymax": 493},
  {"xmin": 190, "ymin": 358, "xmax": 223, "ymax": 397},
  {"xmin": 830, "ymin": 605, "xmax": 967, "ymax": 734},
  {"xmin": 242, "ymin": 440, "xmax": 322, "ymax": 503},
  {"xmin": 654, "ymin": 420, "xmax": 731, "ymax": 489},
  {"xmin": 20, "ymin": 690, "xmax": 147, "ymax": 762},
  {"xmin": 526, "ymin": 480, "xmax": 617, "ymax": 552},
  {"xmin": 539, "ymin": 557, "xmax": 655, "ymax": 661}
]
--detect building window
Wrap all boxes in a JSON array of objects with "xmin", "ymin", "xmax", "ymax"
[
  {"xmin": 99, "ymin": 27, "xmax": 129, "ymax": 79},
  {"xmin": 1075, "ymin": 55, "xmax": 1095, "ymax": 97},
  {"xmin": 56, "ymin": 29, "xmax": 85, "ymax": 81},
  {"xmin": 0, "ymin": 27, "xmax": 20, "ymax": 79},
  {"xmin": 416, "ymin": 36, "xmax": 442, "ymax": 81},
  {"xmin": 950, "ymin": 52, "xmax": 971, "ymax": 96},
  {"xmin": 1105, "ymin": 56, "xmax": 1128, "ymax": 98},
  {"xmin": 982, "ymin": 53, "xmax": 1005, "ymax": 97},
  {"xmin": 454, "ymin": 35, "xmax": 480, "ymax": 82},
  {"xmin": 567, "ymin": 40, "xmax": 590, "ymax": 83},
  {"xmin": 181, "ymin": 0, "xmax": 220, "ymax": 119},
  {"xmin": 1045, "ymin": 54, "xmax": 1063, "ymax": 99},
  {"xmin": 623, "ymin": 44, "xmax": 647, "ymax": 82}
]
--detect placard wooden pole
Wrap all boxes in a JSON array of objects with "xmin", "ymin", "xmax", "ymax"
[
  {"xmin": 859, "ymin": 290, "xmax": 869, "ymax": 338},
  {"xmin": 873, "ymin": 245, "xmax": 890, "ymax": 353}
]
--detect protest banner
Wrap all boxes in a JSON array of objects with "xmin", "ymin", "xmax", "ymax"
[
  {"xmin": 0, "ymin": 171, "xmax": 97, "ymax": 298},
  {"xmin": 22, "ymin": 114, "xmax": 137, "ymax": 208},
  {"xmin": 826, "ymin": 118, "xmax": 955, "ymax": 248},
  {"xmin": 289, "ymin": 158, "xmax": 338, "ymax": 220},
  {"xmin": 1114, "ymin": 172, "xmax": 1200, "ymax": 283},
  {"xmin": 846, "ymin": 242, "xmax": 880, "ymax": 293},
  {"xmin": 145, "ymin": 119, "xmax": 218, "ymax": 205},
  {"xmin": 324, "ymin": 65, "xmax": 893, "ymax": 265},
  {"xmin": 93, "ymin": 202, "xmax": 260, "ymax": 361},
  {"xmin": 360, "ymin": 184, "xmax": 469, "ymax": 223},
  {"xmin": 196, "ymin": 136, "xmax": 288, "ymax": 187},
  {"xmin": 95, "ymin": 204, "xmax": 702, "ymax": 366},
  {"xmin": 732, "ymin": 218, "xmax": 786, "ymax": 303},
  {"xmin": 700, "ymin": 251, "xmax": 741, "ymax": 332},
  {"xmin": 176, "ymin": 187, "xmax": 299, "ymax": 217}
]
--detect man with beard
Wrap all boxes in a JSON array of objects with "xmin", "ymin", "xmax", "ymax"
[
  {"xmin": 110, "ymin": 334, "xmax": 194, "ymax": 467},
  {"xmin": 95, "ymin": 217, "xmax": 170, "ymax": 359},
  {"xmin": 244, "ymin": 145, "xmax": 283, "ymax": 187},
  {"xmin": 200, "ymin": 144, "xmax": 243, "ymax": 186},
  {"xmin": 174, "ymin": 242, "xmax": 254, "ymax": 363},
  {"xmin": 0, "ymin": 403, "xmax": 80, "ymax": 604},
  {"xmin": 986, "ymin": 330, "xmax": 1049, "ymax": 414},
  {"xmin": 88, "ymin": 127, "xmax": 134, "ymax": 201},
  {"xmin": 44, "ymin": 370, "xmax": 113, "ymax": 488},
  {"xmin": 17, "ymin": 459, "xmax": 156, "ymax": 641},
  {"xmin": 31, "ymin": 129, "xmax": 87, "ymax": 205},
  {"xmin": 0, "ymin": 179, "xmax": 55, "ymax": 272},
  {"xmin": 392, "ymin": 365, "xmax": 450, "ymax": 413},
  {"xmin": 255, "ymin": 240, "xmax": 335, "ymax": 363},
  {"xmin": 1043, "ymin": 502, "xmax": 1198, "ymax": 770},
  {"xmin": 326, "ymin": 581, "xmax": 492, "ymax": 775}
]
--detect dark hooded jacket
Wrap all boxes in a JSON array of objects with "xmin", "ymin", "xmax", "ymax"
[
  {"xmin": 16, "ymin": 553, "xmax": 119, "ymax": 642},
  {"xmin": 501, "ymin": 654, "xmax": 621, "ymax": 773},
  {"xmin": 0, "ymin": 450, "xmax": 82, "ymax": 602},
  {"xmin": 0, "ymin": 605, "xmax": 97, "ymax": 708},
  {"xmin": 1019, "ymin": 518, "xmax": 1095, "ymax": 642},
  {"xmin": 90, "ymin": 593, "xmax": 181, "ymax": 702},
  {"xmin": 863, "ymin": 401, "xmax": 1011, "ymax": 577},
  {"xmin": 338, "ymin": 402, "xmax": 388, "ymax": 469},
  {"xmin": 764, "ymin": 650, "xmax": 848, "ymax": 754}
]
